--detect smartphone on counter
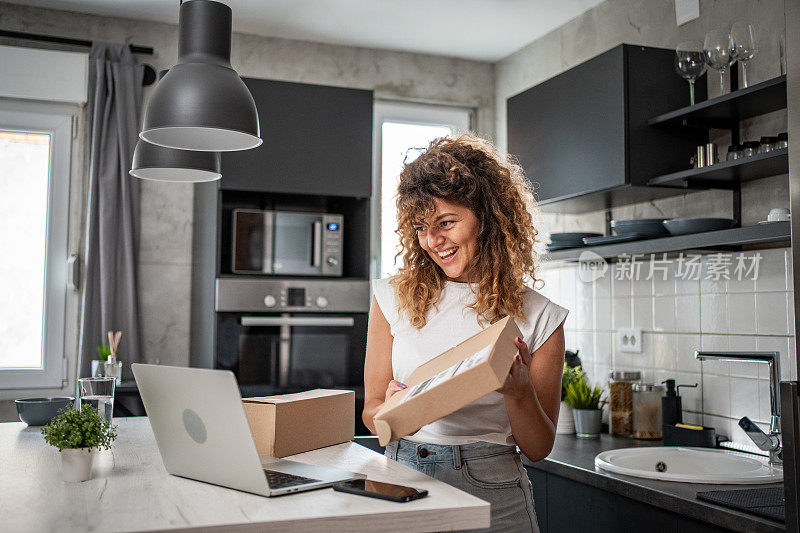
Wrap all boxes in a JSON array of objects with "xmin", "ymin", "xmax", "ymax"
[{"xmin": 332, "ymin": 479, "xmax": 428, "ymax": 502}]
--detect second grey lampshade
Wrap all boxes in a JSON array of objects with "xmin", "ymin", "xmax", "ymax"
[
  {"xmin": 129, "ymin": 140, "xmax": 221, "ymax": 182},
  {"xmin": 139, "ymin": 0, "xmax": 261, "ymax": 151}
]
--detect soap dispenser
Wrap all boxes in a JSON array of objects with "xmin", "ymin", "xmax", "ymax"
[{"xmin": 661, "ymin": 379, "xmax": 682, "ymax": 425}]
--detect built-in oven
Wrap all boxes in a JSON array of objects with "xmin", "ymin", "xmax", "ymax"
[
  {"xmin": 215, "ymin": 278, "xmax": 370, "ymax": 432},
  {"xmin": 232, "ymin": 209, "xmax": 344, "ymax": 276}
]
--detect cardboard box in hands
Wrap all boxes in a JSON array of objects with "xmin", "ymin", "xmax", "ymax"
[{"xmin": 373, "ymin": 316, "xmax": 522, "ymax": 446}]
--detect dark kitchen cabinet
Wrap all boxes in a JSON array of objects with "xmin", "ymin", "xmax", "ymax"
[
  {"xmin": 525, "ymin": 467, "xmax": 744, "ymax": 533},
  {"xmin": 221, "ymin": 78, "xmax": 373, "ymax": 197},
  {"xmin": 507, "ymin": 44, "xmax": 706, "ymax": 213}
]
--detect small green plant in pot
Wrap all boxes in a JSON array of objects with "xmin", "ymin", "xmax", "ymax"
[
  {"xmin": 557, "ymin": 363, "xmax": 585, "ymax": 435},
  {"xmin": 564, "ymin": 375, "xmax": 605, "ymax": 439},
  {"xmin": 42, "ymin": 405, "xmax": 117, "ymax": 482}
]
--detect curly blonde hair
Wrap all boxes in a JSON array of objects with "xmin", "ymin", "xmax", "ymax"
[{"xmin": 391, "ymin": 134, "xmax": 541, "ymax": 329}]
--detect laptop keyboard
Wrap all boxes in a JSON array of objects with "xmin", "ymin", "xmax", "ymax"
[{"xmin": 264, "ymin": 469, "xmax": 321, "ymax": 489}]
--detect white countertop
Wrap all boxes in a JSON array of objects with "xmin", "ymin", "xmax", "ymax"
[{"xmin": 0, "ymin": 417, "xmax": 489, "ymax": 532}]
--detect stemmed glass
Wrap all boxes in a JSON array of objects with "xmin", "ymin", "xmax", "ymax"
[
  {"xmin": 675, "ymin": 41, "xmax": 707, "ymax": 105},
  {"xmin": 730, "ymin": 22, "xmax": 758, "ymax": 88},
  {"xmin": 704, "ymin": 29, "xmax": 735, "ymax": 95}
]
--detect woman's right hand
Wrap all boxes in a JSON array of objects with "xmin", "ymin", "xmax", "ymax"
[{"xmin": 385, "ymin": 379, "xmax": 407, "ymax": 402}]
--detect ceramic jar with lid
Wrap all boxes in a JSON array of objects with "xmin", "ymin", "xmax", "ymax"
[{"xmin": 608, "ymin": 370, "xmax": 641, "ymax": 436}]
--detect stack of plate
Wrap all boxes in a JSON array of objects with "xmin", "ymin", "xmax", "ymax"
[
  {"xmin": 584, "ymin": 219, "xmax": 668, "ymax": 246},
  {"xmin": 662, "ymin": 218, "xmax": 736, "ymax": 235},
  {"xmin": 548, "ymin": 232, "xmax": 602, "ymax": 251}
]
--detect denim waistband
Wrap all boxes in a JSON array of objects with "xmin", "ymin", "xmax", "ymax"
[{"xmin": 384, "ymin": 438, "xmax": 518, "ymax": 469}]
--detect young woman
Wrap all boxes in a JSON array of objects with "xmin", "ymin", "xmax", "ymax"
[{"xmin": 363, "ymin": 135, "xmax": 568, "ymax": 532}]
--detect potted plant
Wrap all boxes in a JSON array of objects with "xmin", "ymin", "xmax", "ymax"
[
  {"xmin": 41, "ymin": 405, "xmax": 117, "ymax": 482},
  {"xmin": 557, "ymin": 362, "xmax": 584, "ymax": 434},
  {"xmin": 92, "ymin": 344, "xmax": 112, "ymax": 378},
  {"xmin": 564, "ymin": 374, "xmax": 605, "ymax": 439}
]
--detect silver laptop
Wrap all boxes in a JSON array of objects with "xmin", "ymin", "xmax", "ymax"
[{"xmin": 132, "ymin": 363, "xmax": 365, "ymax": 496}]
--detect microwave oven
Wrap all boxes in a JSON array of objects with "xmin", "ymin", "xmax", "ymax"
[{"xmin": 232, "ymin": 209, "xmax": 344, "ymax": 276}]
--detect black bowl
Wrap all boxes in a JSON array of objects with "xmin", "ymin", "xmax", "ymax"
[{"xmin": 15, "ymin": 397, "xmax": 74, "ymax": 426}]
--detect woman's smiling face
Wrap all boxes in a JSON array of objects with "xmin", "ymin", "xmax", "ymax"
[{"xmin": 414, "ymin": 198, "xmax": 480, "ymax": 283}]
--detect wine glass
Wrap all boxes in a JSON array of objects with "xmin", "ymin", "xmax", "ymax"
[
  {"xmin": 730, "ymin": 22, "xmax": 758, "ymax": 88},
  {"xmin": 704, "ymin": 29, "xmax": 735, "ymax": 95},
  {"xmin": 675, "ymin": 41, "xmax": 707, "ymax": 105}
]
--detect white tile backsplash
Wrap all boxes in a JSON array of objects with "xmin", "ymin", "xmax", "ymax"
[
  {"xmin": 612, "ymin": 297, "xmax": 632, "ymax": 329},
  {"xmin": 595, "ymin": 297, "xmax": 612, "ymax": 331},
  {"xmin": 756, "ymin": 292, "xmax": 790, "ymax": 335},
  {"xmin": 675, "ymin": 334, "xmax": 702, "ymax": 373},
  {"xmin": 550, "ymin": 247, "xmax": 794, "ymax": 448},
  {"xmin": 674, "ymin": 294, "xmax": 701, "ymax": 333},
  {"xmin": 632, "ymin": 297, "xmax": 653, "ymax": 330},
  {"xmin": 726, "ymin": 293, "xmax": 757, "ymax": 335},
  {"xmin": 702, "ymin": 373, "xmax": 731, "ymax": 417},
  {"xmin": 700, "ymin": 294, "xmax": 728, "ymax": 334},
  {"xmin": 652, "ymin": 296, "xmax": 676, "ymax": 332},
  {"xmin": 755, "ymin": 249, "xmax": 787, "ymax": 292}
]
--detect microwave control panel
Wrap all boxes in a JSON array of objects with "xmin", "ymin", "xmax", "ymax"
[
  {"xmin": 216, "ymin": 278, "xmax": 370, "ymax": 313},
  {"xmin": 320, "ymin": 214, "xmax": 344, "ymax": 277}
]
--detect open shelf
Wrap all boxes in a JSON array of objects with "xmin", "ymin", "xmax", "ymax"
[
  {"xmin": 545, "ymin": 221, "xmax": 790, "ymax": 261},
  {"xmin": 647, "ymin": 75, "xmax": 787, "ymax": 129},
  {"xmin": 647, "ymin": 148, "xmax": 788, "ymax": 187}
]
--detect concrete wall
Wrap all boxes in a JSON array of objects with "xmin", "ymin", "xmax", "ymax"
[{"xmin": 0, "ymin": 2, "xmax": 494, "ymax": 374}]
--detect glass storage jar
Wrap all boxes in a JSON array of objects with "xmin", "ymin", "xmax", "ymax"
[
  {"xmin": 632, "ymin": 383, "xmax": 664, "ymax": 439},
  {"xmin": 777, "ymin": 132, "xmax": 788, "ymax": 150},
  {"xmin": 608, "ymin": 370, "xmax": 641, "ymax": 436},
  {"xmin": 758, "ymin": 136, "xmax": 778, "ymax": 154},
  {"xmin": 726, "ymin": 144, "xmax": 741, "ymax": 161},
  {"xmin": 741, "ymin": 141, "xmax": 760, "ymax": 157}
]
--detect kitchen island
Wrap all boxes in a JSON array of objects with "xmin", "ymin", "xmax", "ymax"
[{"xmin": 0, "ymin": 417, "xmax": 489, "ymax": 532}]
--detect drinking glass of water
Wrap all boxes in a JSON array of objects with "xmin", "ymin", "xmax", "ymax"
[{"xmin": 78, "ymin": 377, "xmax": 115, "ymax": 424}]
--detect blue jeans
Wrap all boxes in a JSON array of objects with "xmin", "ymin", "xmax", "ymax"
[{"xmin": 384, "ymin": 439, "xmax": 538, "ymax": 532}]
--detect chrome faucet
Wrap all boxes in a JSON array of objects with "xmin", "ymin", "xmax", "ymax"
[{"xmin": 694, "ymin": 351, "xmax": 782, "ymax": 466}]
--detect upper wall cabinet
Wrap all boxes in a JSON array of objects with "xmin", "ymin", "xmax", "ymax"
[
  {"xmin": 221, "ymin": 78, "xmax": 373, "ymax": 198},
  {"xmin": 507, "ymin": 44, "xmax": 706, "ymax": 213}
]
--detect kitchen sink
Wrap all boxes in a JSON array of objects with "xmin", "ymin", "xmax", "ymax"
[{"xmin": 595, "ymin": 447, "xmax": 783, "ymax": 484}]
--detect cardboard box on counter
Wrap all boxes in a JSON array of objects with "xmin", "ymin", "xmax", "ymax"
[
  {"xmin": 243, "ymin": 389, "xmax": 354, "ymax": 457},
  {"xmin": 373, "ymin": 316, "xmax": 522, "ymax": 446}
]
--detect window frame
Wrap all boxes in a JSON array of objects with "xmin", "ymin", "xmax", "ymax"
[
  {"xmin": 0, "ymin": 101, "xmax": 74, "ymax": 390},
  {"xmin": 371, "ymin": 100, "xmax": 473, "ymax": 279}
]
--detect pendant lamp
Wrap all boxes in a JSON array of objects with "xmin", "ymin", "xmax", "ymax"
[
  {"xmin": 131, "ymin": 69, "xmax": 222, "ymax": 182},
  {"xmin": 129, "ymin": 140, "xmax": 221, "ymax": 182},
  {"xmin": 139, "ymin": 0, "xmax": 261, "ymax": 151}
]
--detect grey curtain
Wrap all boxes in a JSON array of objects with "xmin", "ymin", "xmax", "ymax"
[{"xmin": 77, "ymin": 42, "xmax": 144, "ymax": 379}]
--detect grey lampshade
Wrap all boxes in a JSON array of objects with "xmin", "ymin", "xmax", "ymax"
[
  {"xmin": 129, "ymin": 140, "xmax": 221, "ymax": 182},
  {"xmin": 139, "ymin": 0, "xmax": 261, "ymax": 152}
]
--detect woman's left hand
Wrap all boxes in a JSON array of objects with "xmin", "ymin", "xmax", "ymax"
[{"xmin": 497, "ymin": 337, "xmax": 535, "ymax": 400}]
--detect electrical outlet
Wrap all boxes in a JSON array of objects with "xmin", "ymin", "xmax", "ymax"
[{"xmin": 618, "ymin": 328, "xmax": 643, "ymax": 353}]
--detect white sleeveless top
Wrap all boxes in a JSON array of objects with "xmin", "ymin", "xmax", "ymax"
[{"xmin": 371, "ymin": 277, "xmax": 569, "ymax": 445}]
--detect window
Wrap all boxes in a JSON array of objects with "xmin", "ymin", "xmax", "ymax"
[
  {"xmin": 0, "ymin": 102, "xmax": 73, "ymax": 389},
  {"xmin": 372, "ymin": 101, "xmax": 472, "ymax": 278}
]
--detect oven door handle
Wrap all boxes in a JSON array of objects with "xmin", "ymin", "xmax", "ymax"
[{"xmin": 240, "ymin": 316, "xmax": 355, "ymax": 327}]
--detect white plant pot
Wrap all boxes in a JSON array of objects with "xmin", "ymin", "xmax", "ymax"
[
  {"xmin": 60, "ymin": 447, "xmax": 96, "ymax": 482},
  {"xmin": 556, "ymin": 402, "xmax": 575, "ymax": 434}
]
